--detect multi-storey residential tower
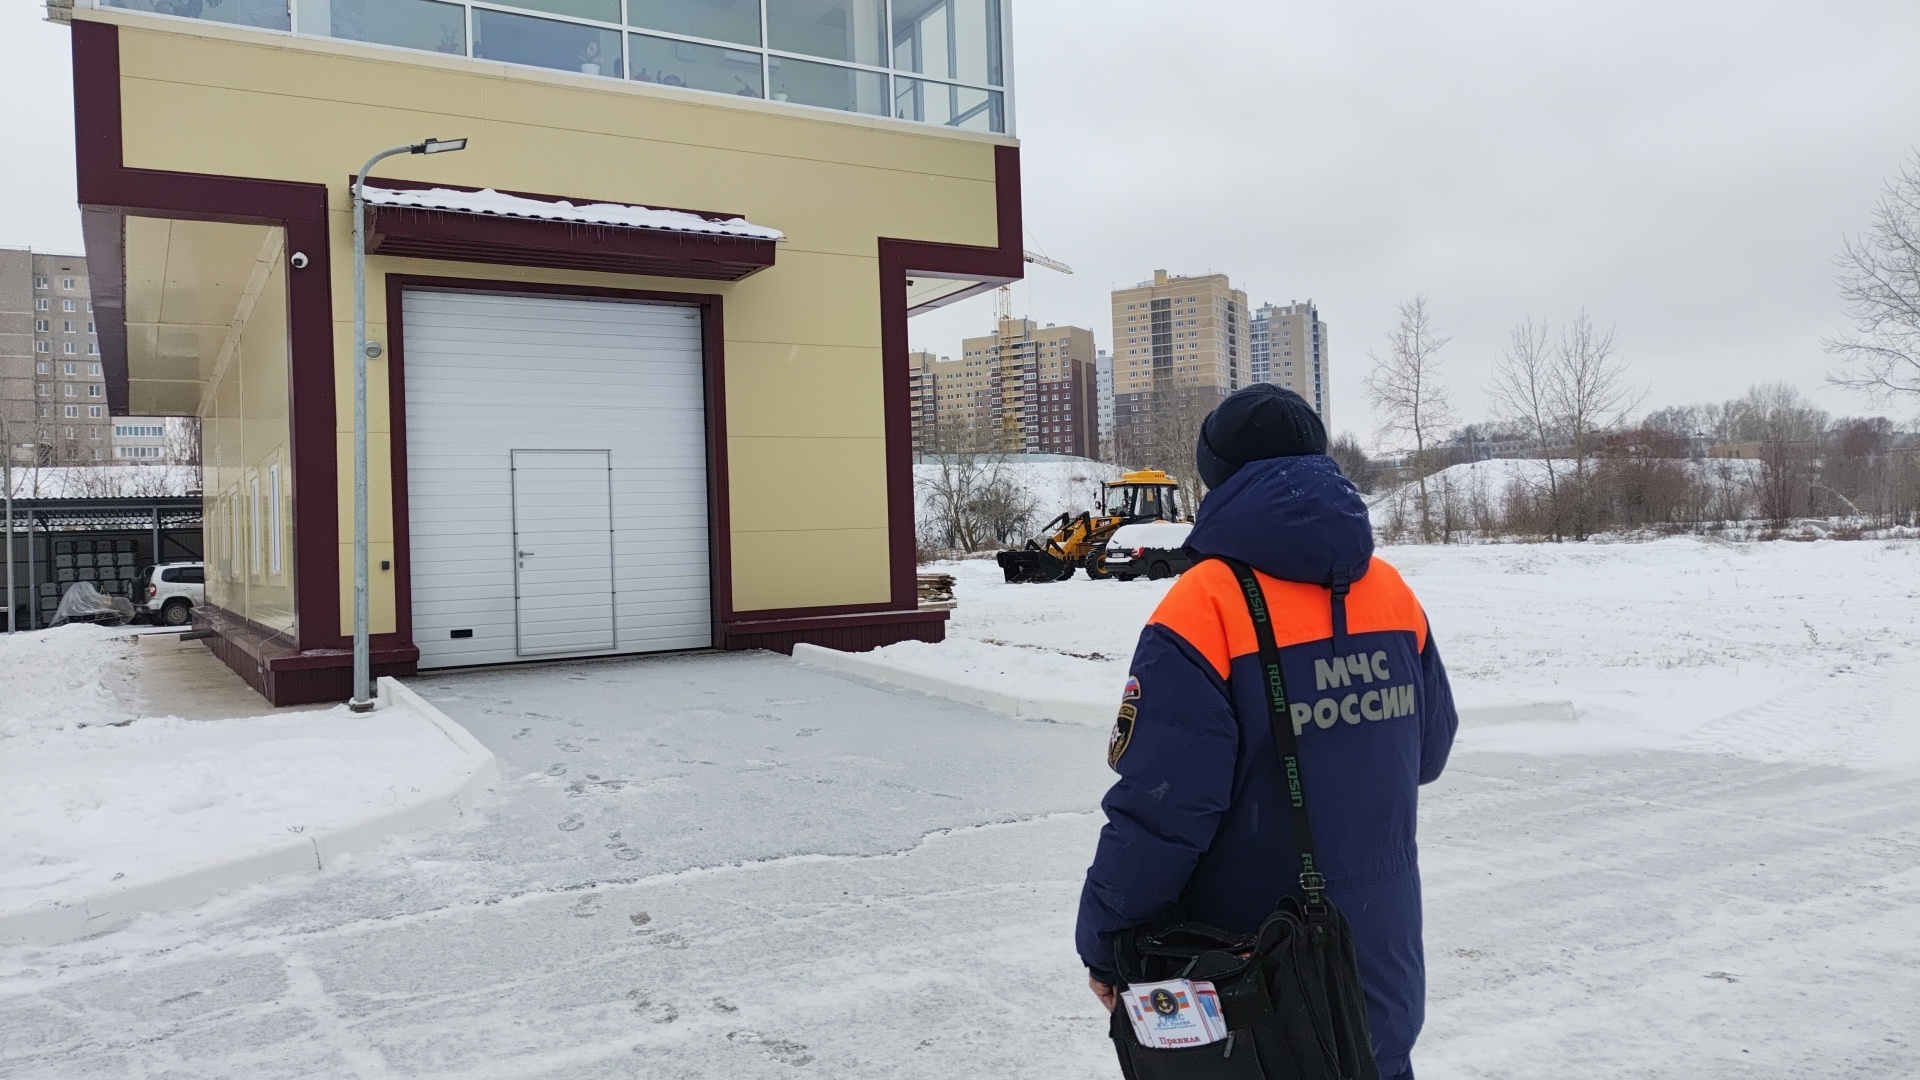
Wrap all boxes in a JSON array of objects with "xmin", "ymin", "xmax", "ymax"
[
  {"xmin": 1094, "ymin": 348, "xmax": 1115, "ymax": 457},
  {"xmin": 1, "ymin": 250, "xmax": 110, "ymax": 465},
  {"xmin": 1110, "ymin": 270, "xmax": 1249, "ymax": 445},
  {"xmin": 916, "ymin": 319, "xmax": 1095, "ymax": 456},
  {"xmin": 1249, "ymin": 300, "xmax": 1329, "ymax": 428}
]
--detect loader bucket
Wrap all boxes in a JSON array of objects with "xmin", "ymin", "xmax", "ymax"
[{"xmin": 996, "ymin": 549, "xmax": 1074, "ymax": 584}]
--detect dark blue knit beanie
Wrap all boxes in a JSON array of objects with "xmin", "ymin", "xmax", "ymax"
[{"xmin": 1194, "ymin": 384, "xmax": 1328, "ymax": 489}]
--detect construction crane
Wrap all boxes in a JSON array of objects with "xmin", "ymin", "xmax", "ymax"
[{"xmin": 999, "ymin": 249, "xmax": 1074, "ymax": 321}]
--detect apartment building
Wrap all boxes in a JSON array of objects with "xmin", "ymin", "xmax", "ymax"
[
  {"xmin": 907, "ymin": 349, "xmax": 946, "ymax": 449},
  {"xmin": 1110, "ymin": 270, "xmax": 1248, "ymax": 444},
  {"xmin": 921, "ymin": 318, "xmax": 1096, "ymax": 456},
  {"xmin": 1249, "ymin": 300, "xmax": 1329, "ymax": 428},
  {"xmin": 0, "ymin": 249, "xmax": 110, "ymax": 465},
  {"xmin": 112, "ymin": 418, "xmax": 170, "ymax": 461},
  {"xmin": 1094, "ymin": 348, "xmax": 1115, "ymax": 456}
]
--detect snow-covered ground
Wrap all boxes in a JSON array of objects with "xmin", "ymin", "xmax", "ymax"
[
  {"xmin": 0, "ymin": 627, "xmax": 480, "ymax": 932},
  {"xmin": 867, "ymin": 538, "xmax": 1920, "ymax": 770},
  {"xmin": 0, "ymin": 539, "xmax": 1916, "ymax": 1078}
]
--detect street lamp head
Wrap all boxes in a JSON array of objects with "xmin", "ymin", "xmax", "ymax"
[{"xmin": 414, "ymin": 137, "xmax": 469, "ymax": 155}]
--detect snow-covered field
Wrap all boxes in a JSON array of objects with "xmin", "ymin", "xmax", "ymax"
[
  {"xmin": 0, "ymin": 539, "xmax": 1916, "ymax": 1078},
  {"xmin": 0, "ymin": 627, "xmax": 478, "ymax": 932},
  {"xmin": 869, "ymin": 538, "xmax": 1920, "ymax": 771}
]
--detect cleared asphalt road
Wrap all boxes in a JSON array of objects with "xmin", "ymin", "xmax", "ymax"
[{"xmin": 2, "ymin": 649, "xmax": 1916, "ymax": 1078}]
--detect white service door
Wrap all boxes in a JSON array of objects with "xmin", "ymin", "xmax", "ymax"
[
  {"xmin": 511, "ymin": 450, "xmax": 614, "ymax": 656},
  {"xmin": 405, "ymin": 290, "xmax": 710, "ymax": 669}
]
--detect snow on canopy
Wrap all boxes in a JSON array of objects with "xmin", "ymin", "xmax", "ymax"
[
  {"xmin": 6, "ymin": 465, "xmax": 200, "ymax": 500},
  {"xmin": 361, "ymin": 186, "xmax": 786, "ymax": 241}
]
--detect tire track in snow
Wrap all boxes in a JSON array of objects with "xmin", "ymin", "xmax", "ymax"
[{"xmin": 1683, "ymin": 661, "xmax": 1920, "ymax": 770}]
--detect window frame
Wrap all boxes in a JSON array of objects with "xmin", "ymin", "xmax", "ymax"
[{"xmin": 99, "ymin": 0, "xmax": 1017, "ymax": 134}]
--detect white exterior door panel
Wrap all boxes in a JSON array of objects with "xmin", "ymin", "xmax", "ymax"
[
  {"xmin": 405, "ymin": 291, "xmax": 710, "ymax": 669},
  {"xmin": 511, "ymin": 450, "xmax": 615, "ymax": 656}
]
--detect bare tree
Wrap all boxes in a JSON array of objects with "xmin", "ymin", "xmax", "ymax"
[
  {"xmin": 1553, "ymin": 311, "xmax": 1641, "ymax": 538},
  {"xmin": 1828, "ymin": 152, "xmax": 1920, "ymax": 400},
  {"xmin": 1733, "ymin": 383, "xmax": 1828, "ymax": 528},
  {"xmin": 1487, "ymin": 317, "xmax": 1567, "ymax": 538},
  {"xmin": 968, "ymin": 474, "xmax": 1040, "ymax": 546},
  {"xmin": 916, "ymin": 413, "xmax": 1007, "ymax": 554},
  {"xmin": 1327, "ymin": 433, "xmax": 1382, "ymax": 494},
  {"xmin": 164, "ymin": 416, "xmax": 203, "ymax": 467},
  {"xmin": 1366, "ymin": 295, "xmax": 1455, "ymax": 542},
  {"xmin": 915, "ymin": 411, "xmax": 1050, "ymax": 555},
  {"xmin": 1115, "ymin": 375, "xmax": 1218, "ymax": 515}
]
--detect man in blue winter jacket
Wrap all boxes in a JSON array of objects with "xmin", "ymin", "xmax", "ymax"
[{"xmin": 1078, "ymin": 384, "xmax": 1458, "ymax": 1080}]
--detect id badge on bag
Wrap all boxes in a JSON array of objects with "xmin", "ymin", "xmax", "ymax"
[{"xmin": 1122, "ymin": 979, "xmax": 1228, "ymax": 1049}]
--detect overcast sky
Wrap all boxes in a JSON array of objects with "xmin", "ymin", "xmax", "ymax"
[{"xmin": 5, "ymin": 2, "xmax": 1918, "ymax": 446}]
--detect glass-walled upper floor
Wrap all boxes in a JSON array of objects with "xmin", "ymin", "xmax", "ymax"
[{"xmin": 92, "ymin": 0, "xmax": 1012, "ymax": 134}]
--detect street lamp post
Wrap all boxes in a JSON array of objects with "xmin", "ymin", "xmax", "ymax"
[
  {"xmin": 3, "ymin": 414, "xmax": 15, "ymax": 634},
  {"xmin": 350, "ymin": 136, "xmax": 468, "ymax": 711}
]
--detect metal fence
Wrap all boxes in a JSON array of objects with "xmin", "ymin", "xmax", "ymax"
[{"xmin": 3, "ymin": 496, "xmax": 203, "ymax": 630}]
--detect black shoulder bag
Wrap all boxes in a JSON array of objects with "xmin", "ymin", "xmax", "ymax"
[{"xmin": 1107, "ymin": 557, "xmax": 1380, "ymax": 1080}]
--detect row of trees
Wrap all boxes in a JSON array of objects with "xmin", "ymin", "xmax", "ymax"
[
  {"xmin": 1365, "ymin": 374, "xmax": 1920, "ymax": 542},
  {"xmin": 1362, "ymin": 150, "xmax": 1920, "ymax": 542},
  {"xmin": 1363, "ymin": 297, "xmax": 1641, "ymax": 541}
]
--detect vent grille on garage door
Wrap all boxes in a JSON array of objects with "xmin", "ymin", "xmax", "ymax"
[{"xmin": 402, "ymin": 290, "xmax": 710, "ymax": 669}]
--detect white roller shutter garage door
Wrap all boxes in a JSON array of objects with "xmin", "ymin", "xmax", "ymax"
[{"xmin": 403, "ymin": 290, "xmax": 710, "ymax": 669}]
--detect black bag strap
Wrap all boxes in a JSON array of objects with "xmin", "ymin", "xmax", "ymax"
[{"xmin": 1218, "ymin": 557, "xmax": 1329, "ymax": 911}]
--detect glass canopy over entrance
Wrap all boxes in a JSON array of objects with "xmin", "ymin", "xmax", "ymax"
[{"xmin": 94, "ymin": 0, "xmax": 1013, "ymax": 134}]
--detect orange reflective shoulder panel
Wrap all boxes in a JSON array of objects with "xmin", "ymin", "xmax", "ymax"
[
  {"xmin": 1149, "ymin": 560, "xmax": 1351, "ymax": 675},
  {"xmin": 1347, "ymin": 556, "xmax": 1429, "ymax": 651},
  {"xmin": 1146, "ymin": 560, "xmax": 1240, "ymax": 678}
]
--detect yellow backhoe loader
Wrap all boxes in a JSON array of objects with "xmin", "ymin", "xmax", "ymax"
[{"xmin": 996, "ymin": 470, "xmax": 1186, "ymax": 583}]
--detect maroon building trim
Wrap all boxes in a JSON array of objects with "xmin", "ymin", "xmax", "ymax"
[
  {"xmin": 72, "ymin": 20, "xmax": 349, "ymax": 698},
  {"xmin": 875, "ymin": 145, "xmax": 1025, "ymax": 609},
  {"xmin": 194, "ymin": 605, "xmax": 418, "ymax": 706},
  {"xmin": 363, "ymin": 183, "xmax": 777, "ymax": 282},
  {"xmin": 723, "ymin": 608, "xmax": 949, "ymax": 653}
]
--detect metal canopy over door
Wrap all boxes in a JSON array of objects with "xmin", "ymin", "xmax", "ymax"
[
  {"xmin": 404, "ymin": 290, "xmax": 710, "ymax": 669},
  {"xmin": 511, "ymin": 450, "xmax": 614, "ymax": 656}
]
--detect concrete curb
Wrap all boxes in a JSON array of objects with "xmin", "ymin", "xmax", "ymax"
[
  {"xmin": 0, "ymin": 677, "xmax": 499, "ymax": 946},
  {"xmin": 792, "ymin": 642, "xmax": 1577, "ymax": 729},
  {"xmin": 791, "ymin": 643, "xmax": 1112, "ymax": 725}
]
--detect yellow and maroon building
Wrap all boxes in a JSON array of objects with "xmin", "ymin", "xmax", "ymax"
[{"xmin": 62, "ymin": 0, "xmax": 1022, "ymax": 703}]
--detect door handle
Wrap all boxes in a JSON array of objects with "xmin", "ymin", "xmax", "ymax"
[{"xmin": 518, "ymin": 551, "xmax": 536, "ymax": 557}]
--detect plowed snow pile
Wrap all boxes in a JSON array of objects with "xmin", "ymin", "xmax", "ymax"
[{"xmin": 0, "ymin": 627, "xmax": 469, "ymax": 922}]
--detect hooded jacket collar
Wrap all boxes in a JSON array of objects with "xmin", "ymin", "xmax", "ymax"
[{"xmin": 1185, "ymin": 455, "xmax": 1374, "ymax": 586}]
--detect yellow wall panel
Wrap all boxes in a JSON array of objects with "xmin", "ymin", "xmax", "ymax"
[
  {"xmin": 723, "ymin": 342, "xmax": 884, "ymax": 440},
  {"xmin": 729, "ymin": 528, "xmax": 891, "ymax": 611},
  {"xmin": 335, "ymin": 542, "xmax": 398, "ymax": 635},
  {"xmin": 727, "ymin": 436, "xmax": 889, "ymax": 535}
]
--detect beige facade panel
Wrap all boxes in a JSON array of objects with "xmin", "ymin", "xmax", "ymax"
[
  {"xmin": 730, "ymin": 527, "xmax": 891, "ymax": 611},
  {"xmin": 113, "ymin": 27, "xmax": 1003, "ymax": 261}
]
